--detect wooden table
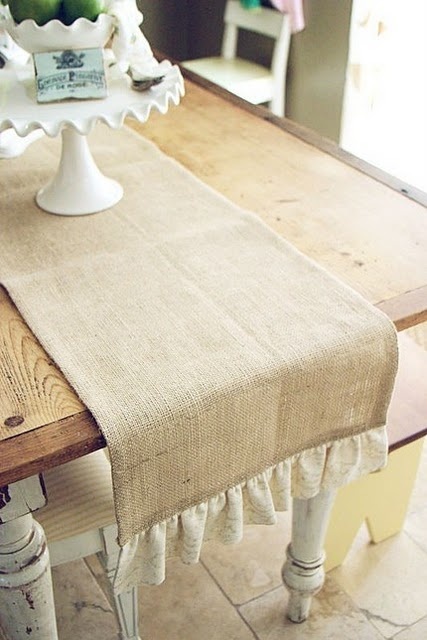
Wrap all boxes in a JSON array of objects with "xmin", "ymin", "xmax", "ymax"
[{"xmin": 1, "ymin": 71, "xmax": 427, "ymax": 637}]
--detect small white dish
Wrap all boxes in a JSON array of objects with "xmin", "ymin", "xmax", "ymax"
[{"xmin": 5, "ymin": 14, "xmax": 115, "ymax": 54}]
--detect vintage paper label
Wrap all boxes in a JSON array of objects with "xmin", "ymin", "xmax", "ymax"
[{"xmin": 33, "ymin": 48, "xmax": 107, "ymax": 103}]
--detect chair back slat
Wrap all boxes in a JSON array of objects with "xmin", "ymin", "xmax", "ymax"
[
  {"xmin": 186, "ymin": 0, "xmax": 291, "ymax": 116},
  {"xmin": 224, "ymin": 0, "xmax": 287, "ymax": 38},
  {"xmin": 221, "ymin": 0, "xmax": 291, "ymax": 72}
]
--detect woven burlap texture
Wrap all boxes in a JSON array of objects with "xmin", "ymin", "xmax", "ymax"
[{"xmin": 0, "ymin": 125, "xmax": 398, "ymax": 548}]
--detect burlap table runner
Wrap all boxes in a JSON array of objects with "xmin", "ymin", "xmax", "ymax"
[{"xmin": 0, "ymin": 126, "xmax": 398, "ymax": 562}]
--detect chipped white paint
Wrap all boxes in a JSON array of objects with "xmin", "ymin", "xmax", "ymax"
[
  {"xmin": 0, "ymin": 476, "xmax": 46, "ymax": 524},
  {"xmin": 0, "ymin": 476, "xmax": 58, "ymax": 639},
  {"xmin": 282, "ymin": 490, "xmax": 336, "ymax": 622}
]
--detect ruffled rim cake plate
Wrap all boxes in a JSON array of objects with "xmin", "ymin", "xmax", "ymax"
[
  {"xmin": 0, "ymin": 61, "xmax": 184, "ymax": 215},
  {"xmin": 0, "ymin": 60, "xmax": 184, "ymax": 138}
]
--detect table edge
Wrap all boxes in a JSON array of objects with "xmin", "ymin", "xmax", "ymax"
[
  {"xmin": 2, "ymin": 67, "xmax": 427, "ymax": 484},
  {"xmin": 179, "ymin": 65, "xmax": 427, "ymax": 209},
  {"xmin": 1, "ymin": 289, "xmax": 426, "ymax": 486},
  {"xmin": 0, "ymin": 411, "xmax": 105, "ymax": 486}
]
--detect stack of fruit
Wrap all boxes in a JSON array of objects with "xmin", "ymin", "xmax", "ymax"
[{"xmin": 2, "ymin": 0, "xmax": 106, "ymax": 26}]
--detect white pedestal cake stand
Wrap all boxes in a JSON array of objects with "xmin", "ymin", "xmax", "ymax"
[{"xmin": 0, "ymin": 60, "xmax": 184, "ymax": 215}]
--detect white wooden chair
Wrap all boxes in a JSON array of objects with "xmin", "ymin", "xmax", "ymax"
[
  {"xmin": 36, "ymin": 451, "xmax": 140, "ymax": 640},
  {"xmin": 182, "ymin": 0, "xmax": 291, "ymax": 116}
]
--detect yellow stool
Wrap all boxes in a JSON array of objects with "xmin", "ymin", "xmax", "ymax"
[
  {"xmin": 325, "ymin": 438, "xmax": 425, "ymax": 571},
  {"xmin": 324, "ymin": 332, "xmax": 427, "ymax": 571}
]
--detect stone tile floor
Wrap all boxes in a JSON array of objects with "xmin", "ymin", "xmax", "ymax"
[{"xmin": 40, "ymin": 438, "xmax": 427, "ymax": 639}]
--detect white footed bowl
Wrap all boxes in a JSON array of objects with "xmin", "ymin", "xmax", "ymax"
[{"xmin": 5, "ymin": 14, "xmax": 115, "ymax": 54}]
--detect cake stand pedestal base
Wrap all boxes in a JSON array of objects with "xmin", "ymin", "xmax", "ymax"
[{"xmin": 36, "ymin": 127, "xmax": 123, "ymax": 216}]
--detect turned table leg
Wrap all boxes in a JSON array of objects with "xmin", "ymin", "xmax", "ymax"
[
  {"xmin": 0, "ymin": 477, "xmax": 58, "ymax": 639},
  {"xmin": 282, "ymin": 489, "xmax": 336, "ymax": 623}
]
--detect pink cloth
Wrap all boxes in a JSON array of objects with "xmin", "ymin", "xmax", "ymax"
[{"xmin": 270, "ymin": 0, "xmax": 305, "ymax": 32}]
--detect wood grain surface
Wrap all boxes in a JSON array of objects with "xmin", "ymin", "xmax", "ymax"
[
  {"xmin": 376, "ymin": 285, "xmax": 427, "ymax": 332},
  {"xmin": 0, "ymin": 287, "xmax": 84, "ymax": 442},
  {"xmin": 0, "ymin": 75, "xmax": 426, "ymax": 484},
  {"xmin": 129, "ymin": 80, "xmax": 427, "ymax": 306}
]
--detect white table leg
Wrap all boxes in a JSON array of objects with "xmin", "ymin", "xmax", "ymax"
[
  {"xmin": 282, "ymin": 489, "xmax": 336, "ymax": 623},
  {"xmin": 0, "ymin": 478, "xmax": 58, "ymax": 639}
]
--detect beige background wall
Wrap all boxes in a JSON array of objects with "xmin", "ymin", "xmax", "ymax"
[
  {"xmin": 137, "ymin": 0, "xmax": 352, "ymax": 142},
  {"xmin": 286, "ymin": 0, "xmax": 352, "ymax": 141}
]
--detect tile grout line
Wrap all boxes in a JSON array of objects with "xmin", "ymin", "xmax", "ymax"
[
  {"xmin": 199, "ymin": 558, "xmax": 392, "ymax": 640},
  {"xmin": 200, "ymin": 558, "xmax": 264, "ymax": 639},
  {"xmin": 404, "ymin": 528, "xmax": 427, "ymax": 558},
  {"xmin": 391, "ymin": 614, "xmax": 427, "ymax": 640},
  {"xmin": 86, "ymin": 552, "xmax": 264, "ymax": 639},
  {"xmin": 198, "ymin": 556, "xmax": 297, "ymax": 639},
  {"xmin": 199, "ymin": 560, "xmax": 284, "ymax": 608}
]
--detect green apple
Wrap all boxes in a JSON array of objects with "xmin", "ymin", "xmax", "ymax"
[
  {"xmin": 61, "ymin": 0, "xmax": 105, "ymax": 25},
  {"xmin": 8, "ymin": 0, "xmax": 62, "ymax": 25}
]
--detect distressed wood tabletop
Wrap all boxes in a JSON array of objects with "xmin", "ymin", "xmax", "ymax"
[{"xmin": 1, "ymin": 71, "xmax": 426, "ymax": 485}]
